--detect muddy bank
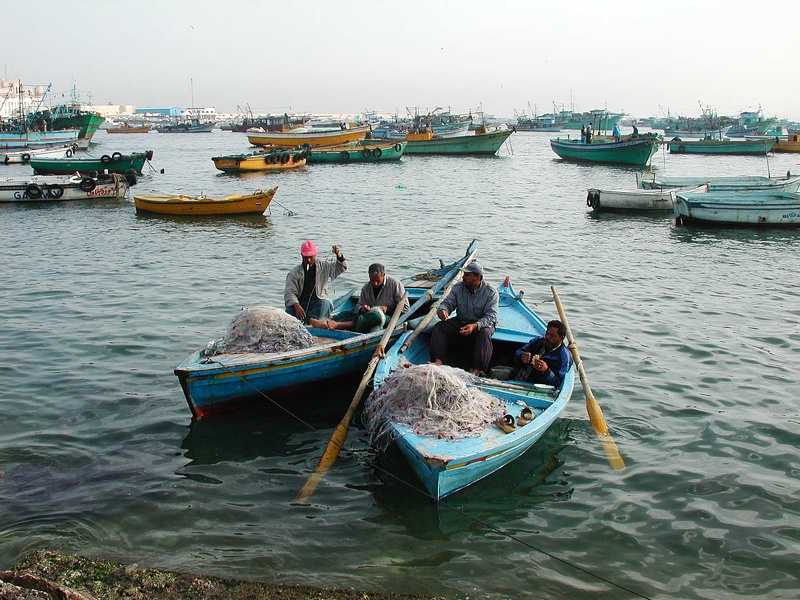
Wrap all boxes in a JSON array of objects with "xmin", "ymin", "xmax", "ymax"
[{"xmin": 1, "ymin": 551, "xmax": 443, "ymax": 599}]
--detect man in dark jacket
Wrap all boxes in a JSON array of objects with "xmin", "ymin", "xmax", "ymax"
[{"xmin": 513, "ymin": 319, "xmax": 572, "ymax": 388}]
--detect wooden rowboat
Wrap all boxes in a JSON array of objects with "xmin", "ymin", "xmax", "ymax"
[
  {"xmin": 246, "ymin": 124, "xmax": 371, "ymax": 148},
  {"xmin": 672, "ymin": 190, "xmax": 800, "ymax": 227},
  {"xmin": 586, "ymin": 184, "xmax": 708, "ymax": 212},
  {"xmin": 107, "ymin": 123, "xmax": 151, "ymax": 134},
  {"xmin": 2, "ymin": 143, "xmax": 78, "ymax": 164},
  {"xmin": 773, "ymin": 134, "xmax": 800, "ymax": 153},
  {"xmin": 636, "ymin": 172, "xmax": 800, "ymax": 192},
  {"xmin": 134, "ymin": 187, "xmax": 277, "ymax": 216},
  {"xmin": 211, "ymin": 148, "xmax": 308, "ymax": 172},
  {"xmin": 404, "ymin": 128, "xmax": 513, "ymax": 156},
  {"xmin": 667, "ymin": 138, "xmax": 774, "ymax": 155},
  {"xmin": 370, "ymin": 277, "xmax": 576, "ymax": 500},
  {"xmin": 174, "ymin": 240, "xmax": 478, "ymax": 418},
  {"xmin": 306, "ymin": 140, "xmax": 406, "ymax": 163}
]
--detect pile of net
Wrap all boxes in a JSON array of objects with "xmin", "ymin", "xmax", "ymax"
[
  {"xmin": 221, "ymin": 306, "xmax": 314, "ymax": 354},
  {"xmin": 363, "ymin": 364, "xmax": 505, "ymax": 447}
]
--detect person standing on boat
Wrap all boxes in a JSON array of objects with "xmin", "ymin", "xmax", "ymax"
[
  {"xmin": 429, "ymin": 261, "xmax": 499, "ymax": 377},
  {"xmin": 513, "ymin": 320, "xmax": 572, "ymax": 388},
  {"xmin": 585, "ymin": 124, "xmax": 593, "ymax": 144},
  {"xmin": 612, "ymin": 123, "xmax": 621, "ymax": 142},
  {"xmin": 580, "ymin": 125, "xmax": 586, "ymax": 143},
  {"xmin": 310, "ymin": 262, "xmax": 409, "ymax": 333},
  {"xmin": 284, "ymin": 240, "xmax": 347, "ymax": 323}
]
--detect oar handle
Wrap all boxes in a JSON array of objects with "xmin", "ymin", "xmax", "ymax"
[{"xmin": 296, "ymin": 292, "xmax": 409, "ymax": 502}]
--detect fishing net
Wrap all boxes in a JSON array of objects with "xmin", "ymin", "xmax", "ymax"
[
  {"xmin": 364, "ymin": 364, "xmax": 505, "ymax": 447},
  {"xmin": 222, "ymin": 306, "xmax": 314, "ymax": 354}
]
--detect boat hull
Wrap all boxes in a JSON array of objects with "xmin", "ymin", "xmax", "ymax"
[
  {"xmin": 404, "ymin": 129, "xmax": 513, "ymax": 156},
  {"xmin": 211, "ymin": 150, "xmax": 307, "ymax": 172},
  {"xmin": 306, "ymin": 141, "xmax": 406, "ymax": 163},
  {"xmin": 0, "ymin": 130, "xmax": 80, "ymax": 150},
  {"xmin": 247, "ymin": 125, "xmax": 371, "ymax": 148},
  {"xmin": 134, "ymin": 187, "xmax": 277, "ymax": 216},
  {"xmin": 586, "ymin": 184, "xmax": 707, "ymax": 212},
  {"xmin": 668, "ymin": 139, "xmax": 774, "ymax": 155},
  {"xmin": 175, "ymin": 242, "xmax": 478, "ymax": 417},
  {"xmin": 0, "ymin": 174, "xmax": 127, "ymax": 202},
  {"xmin": 550, "ymin": 136, "xmax": 659, "ymax": 166},
  {"xmin": 673, "ymin": 191, "xmax": 800, "ymax": 226},
  {"xmin": 31, "ymin": 151, "xmax": 152, "ymax": 175},
  {"xmin": 371, "ymin": 279, "xmax": 575, "ymax": 500},
  {"xmin": 2, "ymin": 144, "xmax": 77, "ymax": 164},
  {"xmin": 637, "ymin": 173, "xmax": 800, "ymax": 193},
  {"xmin": 107, "ymin": 126, "xmax": 151, "ymax": 134}
]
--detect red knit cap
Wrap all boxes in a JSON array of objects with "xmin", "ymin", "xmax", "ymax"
[{"xmin": 300, "ymin": 240, "xmax": 317, "ymax": 256}]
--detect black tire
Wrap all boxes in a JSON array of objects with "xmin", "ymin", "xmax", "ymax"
[
  {"xmin": 394, "ymin": 143, "xmax": 402, "ymax": 153},
  {"xmin": 362, "ymin": 149, "xmax": 371, "ymax": 159},
  {"xmin": 372, "ymin": 148, "xmax": 383, "ymax": 159},
  {"xmin": 87, "ymin": 170, "xmax": 99, "ymax": 179},
  {"xmin": 281, "ymin": 153, "xmax": 290, "ymax": 164},
  {"xmin": 79, "ymin": 177, "xmax": 96, "ymax": 192},
  {"xmin": 145, "ymin": 150, "xmax": 154, "ymax": 161},
  {"xmin": 21, "ymin": 153, "xmax": 31, "ymax": 162},
  {"xmin": 48, "ymin": 184, "xmax": 64, "ymax": 199},
  {"xmin": 26, "ymin": 183, "xmax": 42, "ymax": 198},
  {"xmin": 126, "ymin": 174, "xmax": 137, "ymax": 186},
  {"xmin": 65, "ymin": 149, "xmax": 73, "ymax": 158},
  {"xmin": 100, "ymin": 155, "xmax": 111, "ymax": 164},
  {"xmin": 111, "ymin": 152, "xmax": 123, "ymax": 162},
  {"xmin": 586, "ymin": 192, "xmax": 593, "ymax": 207},
  {"xmin": 340, "ymin": 151, "xmax": 350, "ymax": 162},
  {"xmin": 264, "ymin": 155, "xmax": 272, "ymax": 164},
  {"xmin": 267, "ymin": 154, "xmax": 276, "ymax": 165}
]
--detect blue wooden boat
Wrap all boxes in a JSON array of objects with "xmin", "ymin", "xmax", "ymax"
[
  {"xmin": 550, "ymin": 134, "xmax": 660, "ymax": 166},
  {"xmin": 668, "ymin": 138, "xmax": 774, "ymax": 155},
  {"xmin": 636, "ymin": 172, "xmax": 800, "ymax": 192},
  {"xmin": 672, "ymin": 190, "xmax": 800, "ymax": 226},
  {"xmin": 175, "ymin": 241, "xmax": 478, "ymax": 418},
  {"xmin": 370, "ymin": 277, "xmax": 576, "ymax": 500}
]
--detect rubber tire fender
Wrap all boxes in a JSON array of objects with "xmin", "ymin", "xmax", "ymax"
[
  {"xmin": 48, "ymin": 184, "xmax": 64, "ymax": 199},
  {"xmin": 372, "ymin": 148, "xmax": 383, "ymax": 158},
  {"xmin": 100, "ymin": 155, "xmax": 112, "ymax": 164},
  {"xmin": 79, "ymin": 177, "xmax": 96, "ymax": 192},
  {"xmin": 26, "ymin": 183, "xmax": 42, "ymax": 198}
]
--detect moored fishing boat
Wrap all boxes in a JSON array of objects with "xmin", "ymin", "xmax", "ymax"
[
  {"xmin": 773, "ymin": 134, "xmax": 800, "ymax": 153},
  {"xmin": 636, "ymin": 171, "xmax": 800, "ymax": 192},
  {"xmin": 247, "ymin": 124, "xmax": 371, "ymax": 148},
  {"xmin": 175, "ymin": 240, "xmax": 478, "ymax": 418},
  {"xmin": 306, "ymin": 140, "xmax": 406, "ymax": 163},
  {"xmin": 550, "ymin": 134, "xmax": 660, "ymax": 166},
  {"xmin": 2, "ymin": 143, "xmax": 78, "ymax": 164},
  {"xmin": 156, "ymin": 119, "xmax": 215, "ymax": 133},
  {"xmin": 211, "ymin": 147, "xmax": 309, "ymax": 172},
  {"xmin": 0, "ymin": 173, "xmax": 128, "ymax": 202},
  {"xmin": 369, "ymin": 277, "xmax": 575, "ymax": 500},
  {"xmin": 134, "ymin": 187, "xmax": 277, "ymax": 216},
  {"xmin": 0, "ymin": 130, "xmax": 80, "ymax": 150},
  {"xmin": 404, "ymin": 128, "xmax": 512, "ymax": 156},
  {"xmin": 106, "ymin": 123, "xmax": 151, "ymax": 134},
  {"xmin": 31, "ymin": 150, "xmax": 153, "ymax": 175},
  {"xmin": 668, "ymin": 138, "xmax": 774, "ymax": 155},
  {"xmin": 586, "ymin": 184, "xmax": 708, "ymax": 212},
  {"xmin": 672, "ymin": 190, "xmax": 800, "ymax": 226}
]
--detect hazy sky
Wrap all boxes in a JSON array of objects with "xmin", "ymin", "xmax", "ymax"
[{"xmin": 4, "ymin": 0, "xmax": 799, "ymax": 120}]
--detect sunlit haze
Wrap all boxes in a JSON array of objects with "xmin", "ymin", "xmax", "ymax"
[{"xmin": 4, "ymin": 0, "xmax": 799, "ymax": 121}]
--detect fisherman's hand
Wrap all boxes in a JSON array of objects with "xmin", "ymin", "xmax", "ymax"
[
  {"xmin": 437, "ymin": 309, "xmax": 449, "ymax": 321},
  {"xmin": 533, "ymin": 357, "xmax": 548, "ymax": 372},
  {"xmin": 521, "ymin": 351, "xmax": 532, "ymax": 364},
  {"xmin": 459, "ymin": 323, "xmax": 477, "ymax": 336},
  {"xmin": 295, "ymin": 304, "xmax": 306, "ymax": 321},
  {"xmin": 331, "ymin": 245, "xmax": 342, "ymax": 257}
]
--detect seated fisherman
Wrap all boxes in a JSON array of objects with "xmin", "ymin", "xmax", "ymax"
[{"xmin": 513, "ymin": 319, "xmax": 572, "ymax": 388}]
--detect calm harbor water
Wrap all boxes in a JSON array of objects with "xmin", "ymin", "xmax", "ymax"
[{"xmin": 1, "ymin": 129, "xmax": 799, "ymax": 599}]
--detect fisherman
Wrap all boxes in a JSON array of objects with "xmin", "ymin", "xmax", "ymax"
[
  {"xmin": 284, "ymin": 240, "xmax": 347, "ymax": 324},
  {"xmin": 513, "ymin": 319, "xmax": 572, "ymax": 388}
]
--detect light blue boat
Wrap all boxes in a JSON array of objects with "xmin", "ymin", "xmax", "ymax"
[
  {"xmin": 370, "ymin": 277, "xmax": 576, "ymax": 500},
  {"xmin": 175, "ymin": 241, "xmax": 478, "ymax": 417},
  {"xmin": 672, "ymin": 190, "xmax": 800, "ymax": 226},
  {"xmin": 668, "ymin": 138, "xmax": 774, "ymax": 155}
]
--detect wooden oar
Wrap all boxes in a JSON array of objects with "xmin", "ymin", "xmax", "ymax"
[
  {"xmin": 296, "ymin": 292, "xmax": 409, "ymax": 502},
  {"xmin": 551, "ymin": 286, "xmax": 625, "ymax": 470}
]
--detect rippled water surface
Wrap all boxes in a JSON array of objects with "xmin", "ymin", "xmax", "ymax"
[{"xmin": 1, "ymin": 130, "xmax": 799, "ymax": 599}]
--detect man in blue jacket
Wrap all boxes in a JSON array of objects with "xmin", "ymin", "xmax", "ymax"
[{"xmin": 514, "ymin": 319, "xmax": 572, "ymax": 388}]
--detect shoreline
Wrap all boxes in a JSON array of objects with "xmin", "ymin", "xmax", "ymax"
[{"xmin": 1, "ymin": 550, "xmax": 443, "ymax": 600}]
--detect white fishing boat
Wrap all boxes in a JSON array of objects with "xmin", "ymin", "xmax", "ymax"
[
  {"xmin": 672, "ymin": 190, "xmax": 800, "ymax": 226},
  {"xmin": 586, "ymin": 184, "xmax": 708, "ymax": 212},
  {"xmin": 0, "ymin": 173, "xmax": 128, "ymax": 202},
  {"xmin": 636, "ymin": 171, "xmax": 800, "ymax": 192},
  {"xmin": 2, "ymin": 143, "xmax": 78, "ymax": 164}
]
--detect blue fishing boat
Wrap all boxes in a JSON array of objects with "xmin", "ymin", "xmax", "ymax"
[
  {"xmin": 636, "ymin": 172, "xmax": 800, "ymax": 192},
  {"xmin": 369, "ymin": 277, "xmax": 576, "ymax": 500},
  {"xmin": 175, "ymin": 241, "xmax": 478, "ymax": 418},
  {"xmin": 672, "ymin": 190, "xmax": 800, "ymax": 226}
]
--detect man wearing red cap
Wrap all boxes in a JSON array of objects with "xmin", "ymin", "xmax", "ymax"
[{"xmin": 284, "ymin": 240, "xmax": 347, "ymax": 323}]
